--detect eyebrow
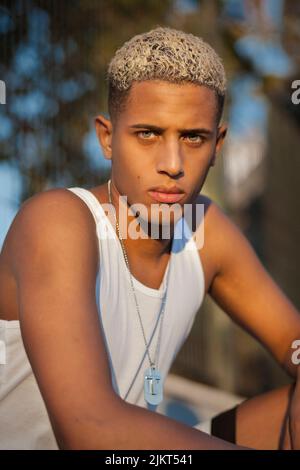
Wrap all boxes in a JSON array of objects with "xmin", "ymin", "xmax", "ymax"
[{"xmin": 129, "ymin": 124, "xmax": 214, "ymax": 136}]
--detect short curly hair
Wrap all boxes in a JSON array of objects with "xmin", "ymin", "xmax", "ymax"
[{"xmin": 107, "ymin": 26, "xmax": 227, "ymax": 124}]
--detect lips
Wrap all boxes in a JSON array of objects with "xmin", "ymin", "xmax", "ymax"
[
  {"xmin": 149, "ymin": 185, "xmax": 184, "ymax": 194},
  {"xmin": 148, "ymin": 190, "xmax": 185, "ymax": 203}
]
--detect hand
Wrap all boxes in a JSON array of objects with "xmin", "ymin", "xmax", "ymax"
[{"xmin": 289, "ymin": 368, "xmax": 300, "ymax": 450}]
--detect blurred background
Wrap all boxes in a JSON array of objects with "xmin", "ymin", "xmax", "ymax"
[{"xmin": 0, "ymin": 0, "xmax": 299, "ymax": 410}]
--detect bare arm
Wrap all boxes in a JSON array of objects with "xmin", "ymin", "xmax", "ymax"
[
  {"xmin": 10, "ymin": 190, "xmax": 248, "ymax": 450},
  {"xmin": 290, "ymin": 368, "xmax": 300, "ymax": 449},
  {"xmin": 204, "ymin": 200, "xmax": 300, "ymax": 379}
]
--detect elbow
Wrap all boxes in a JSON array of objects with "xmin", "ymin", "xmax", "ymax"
[
  {"xmin": 55, "ymin": 422, "xmax": 115, "ymax": 450},
  {"xmin": 54, "ymin": 400, "xmax": 128, "ymax": 450}
]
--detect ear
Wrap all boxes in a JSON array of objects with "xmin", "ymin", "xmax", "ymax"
[
  {"xmin": 94, "ymin": 114, "xmax": 113, "ymax": 161},
  {"xmin": 210, "ymin": 124, "xmax": 228, "ymax": 167}
]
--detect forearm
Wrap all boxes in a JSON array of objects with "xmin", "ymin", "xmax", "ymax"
[{"xmin": 61, "ymin": 400, "xmax": 250, "ymax": 450}]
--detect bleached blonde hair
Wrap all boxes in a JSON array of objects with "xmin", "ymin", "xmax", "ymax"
[{"xmin": 107, "ymin": 26, "xmax": 227, "ymax": 123}]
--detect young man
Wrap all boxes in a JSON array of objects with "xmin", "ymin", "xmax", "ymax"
[{"xmin": 0, "ymin": 26, "xmax": 299, "ymax": 450}]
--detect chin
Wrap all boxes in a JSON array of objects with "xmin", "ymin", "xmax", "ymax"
[{"xmin": 140, "ymin": 204, "xmax": 184, "ymax": 229}]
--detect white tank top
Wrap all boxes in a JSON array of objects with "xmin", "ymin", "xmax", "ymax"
[{"xmin": 0, "ymin": 187, "xmax": 206, "ymax": 449}]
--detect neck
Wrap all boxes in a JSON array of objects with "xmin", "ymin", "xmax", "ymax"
[{"xmin": 108, "ymin": 179, "xmax": 175, "ymax": 262}]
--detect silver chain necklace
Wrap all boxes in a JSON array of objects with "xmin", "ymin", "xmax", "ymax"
[{"xmin": 107, "ymin": 179, "xmax": 170, "ymax": 405}]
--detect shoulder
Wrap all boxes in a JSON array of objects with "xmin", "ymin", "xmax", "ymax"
[
  {"xmin": 192, "ymin": 194, "xmax": 249, "ymax": 287},
  {"xmin": 193, "ymin": 193, "xmax": 226, "ymax": 221},
  {"xmin": 6, "ymin": 188, "xmax": 99, "ymax": 280},
  {"xmin": 191, "ymin": 193, "xmax": 229, "ymax": 242},
  {"xmin": 192, "ymin": 193, "xmax": 240, "ymax": 237},
  {"xmin": 13, "ymin": 187, "xmax": 95, "ymax": 224}
]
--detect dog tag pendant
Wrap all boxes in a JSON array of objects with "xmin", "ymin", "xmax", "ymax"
[{"xmin": 144, "ymin": 366, "xmax": 163, "ymax": 405}]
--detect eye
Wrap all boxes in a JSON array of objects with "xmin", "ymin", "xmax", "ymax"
[
  {"xmin": 183, "ymin": 134, "xmax": 203, "ymax": 143},
  {"xmin": 136, "ymin": 130, "xmax": 156, "ymax": 139}
]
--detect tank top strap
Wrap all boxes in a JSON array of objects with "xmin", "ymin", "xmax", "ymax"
[{"xmin": 66, "ymin": 187, "xmax": 105, "ymax": 226}]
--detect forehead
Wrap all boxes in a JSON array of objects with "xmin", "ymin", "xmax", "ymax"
[{"xmin": 120, "ymin": 80, "xmax": 218, "ymax": 127}]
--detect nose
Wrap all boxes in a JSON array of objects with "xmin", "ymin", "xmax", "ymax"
[{"xmin": 156, "ymin": 139, "xmax": 184, "ymax": 177}]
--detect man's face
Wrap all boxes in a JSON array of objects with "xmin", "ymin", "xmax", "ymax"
[{"xmin": 96, "ymin": 80, "xmax": 227, "ymax": 228}]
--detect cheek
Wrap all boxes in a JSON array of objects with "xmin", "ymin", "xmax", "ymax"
[
  {"xmin": 112, "ymin": 142, "xmax": 146, "ymax": 182},
  {"xmin": 112, "ymin": 135, "xmax": 139, "ymax": 163},
  {"xmin": 184, "ymin": 145, "xmax": 214, "ymax": 168}
]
